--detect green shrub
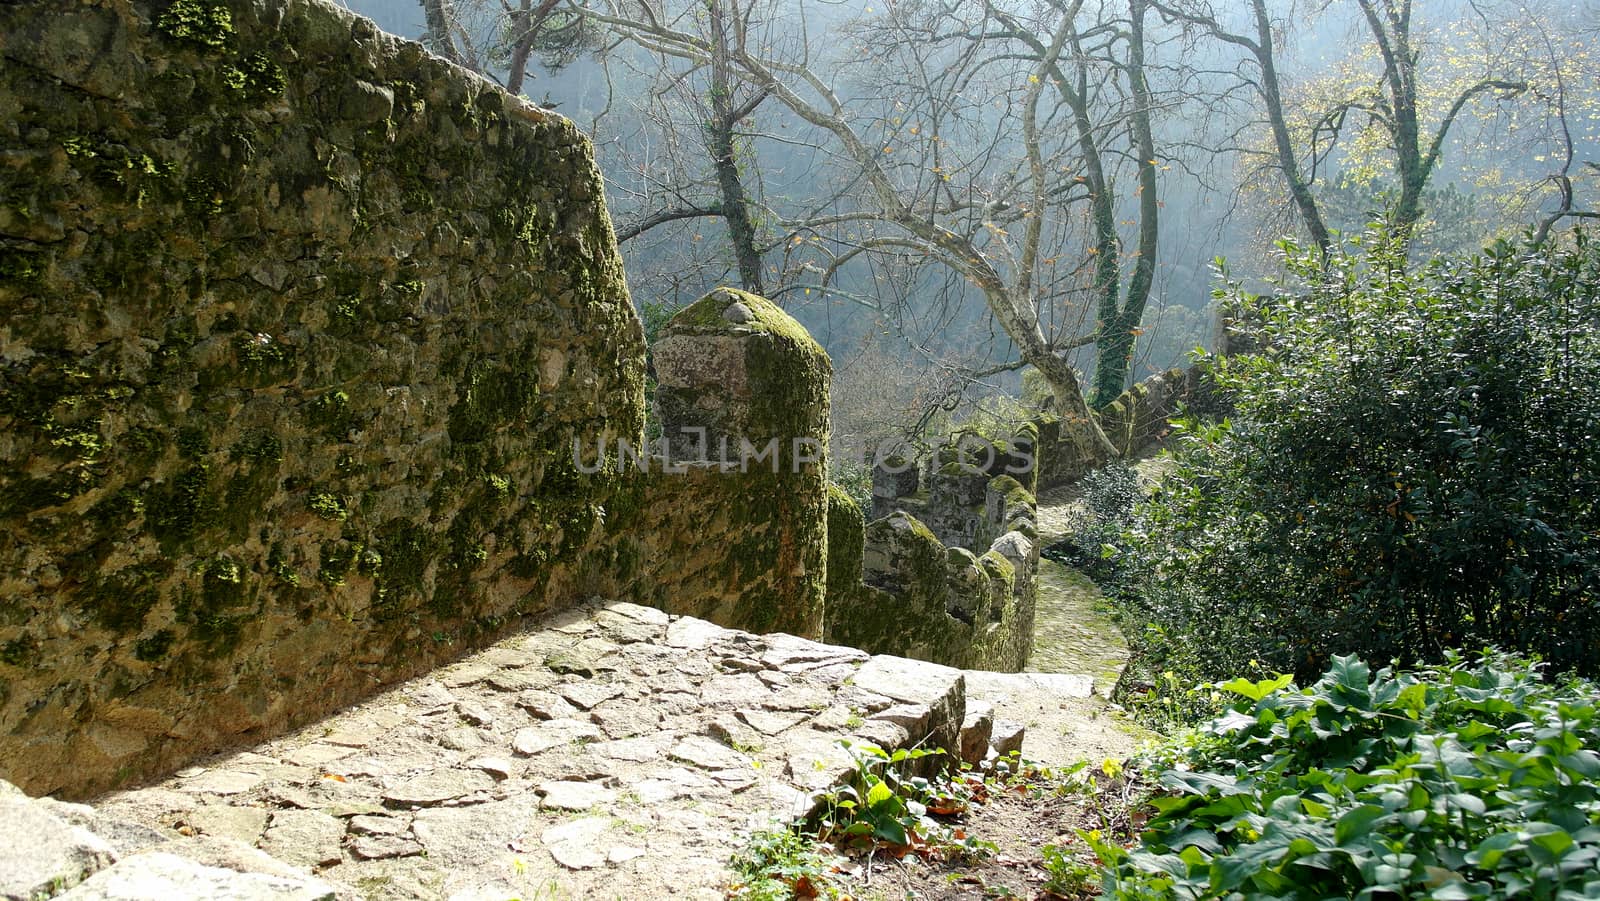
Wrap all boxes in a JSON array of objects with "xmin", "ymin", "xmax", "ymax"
[
  {"xmin": 1127, "ymin": 232, "xmax": 1600, "ymax": 681},
  {"xmin": 1096, "ymin": 652, "xmax": 1600, "ymax": 900},
  {"xmin": 1048, "ymin": 461, "xmax": 1142, "ymax": 586}
]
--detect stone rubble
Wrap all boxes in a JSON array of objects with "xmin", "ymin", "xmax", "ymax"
[{"xmin": 9, "ymin": 600, "xmax": 1068, "ymax": 900}]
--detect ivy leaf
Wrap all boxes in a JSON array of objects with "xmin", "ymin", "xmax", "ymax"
[
  {"xmin": 1334, "ymin": 805, "xmax": 1387, "ymax": 847},
  {"xmin": 1221, "ymin": 674, "xmax": 1295, "ymax": 702}
]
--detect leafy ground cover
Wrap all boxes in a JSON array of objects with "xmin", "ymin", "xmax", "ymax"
[{"xmin": 1099, "ymin": 652, "xmax": 1600, "ymax": 900}]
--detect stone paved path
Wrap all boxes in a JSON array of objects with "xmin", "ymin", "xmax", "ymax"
[
  {"xmin": 1029, "ymin": 484, "xmax": 1129, "ymax": 694},
  {"xmin": 1025, "ymin": 561, "xmax": 1129, "ymax": 694},
  {"xmin": 83, "ymin": 601, "xmax": 979, "ymax": 900}
]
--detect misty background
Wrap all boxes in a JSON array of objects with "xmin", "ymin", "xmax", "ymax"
[{"xmin": 329, "ymin": 0, "xmax": 1600, "ymax": 453}]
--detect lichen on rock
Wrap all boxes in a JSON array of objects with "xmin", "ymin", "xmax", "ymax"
[{"xmin": 0, "ymin": 0, "xmax": 645, "ymax": 798}]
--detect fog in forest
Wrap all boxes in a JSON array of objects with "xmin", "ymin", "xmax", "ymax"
[{"xmin": 335, "ymin": 0, "xmax": 1599, "ymax": 449}]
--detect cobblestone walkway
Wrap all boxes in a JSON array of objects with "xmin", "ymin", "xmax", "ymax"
[
  {"xmin": 84, "ymin": 601, "xmax": 977, "ymax": 900},
  {"xmin": 1029, "ymin": 478, "xmax": 1136, "ymax": 693}
]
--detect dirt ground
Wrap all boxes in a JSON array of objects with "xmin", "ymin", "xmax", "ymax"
[{"xmin": 832, "ymin": 764, "xmax": 1144, "ymax": 901}]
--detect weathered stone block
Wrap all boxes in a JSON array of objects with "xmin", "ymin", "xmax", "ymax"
[
  {"xmin": 57, "ymin": 852, "xmax": 340, "ymax": 900},
  {"xmin": 871, "ymin": 458, "xmax": 920, "ymax": 499},
  {"xmin": 990, "ymin": 720, "xmax": 1026, "ymax": 758},
  {"xmin": 0, "ymin": 792, "xmax": 118, "ymax": 900},
  {"xmin": 825, "ymin": 484, "xmax": 865, "ymax": 607},
  {"xmin": 960, "ymin": 701, "xmax": 995, "ymax": 766},
  {"xmin": 1097, "ymin": 367, "xmax": 1187, "ymax": 457},
  {"xmin": 652, "ymin": 288, "xmax": 830, "ymax": 468}
]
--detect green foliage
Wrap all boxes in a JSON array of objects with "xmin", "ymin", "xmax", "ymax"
[
  {"xmin": 1124, "ymin": 232, "xmax": 1600, "ymax": 683},
  {"xmin": 728, "ymin": 828, "xmax": 845, "ymax": 901},
  {"xmin": 730, "ymin": 741, "xmax": 996, "ymax": 899},
  {"xmin": 826, "ymin": 459, "xmax": 872, "ymax": 513},
  {"xmin": 1047, "ymin": 461, "xmax": 1141, "ymax": 587},
  {"xmin": 638, "ymin": 298, "xmax": 681, "ymax": 345},
  {"xmin": 1042, "ymin": 841, "xmax": 1103, "ymax": 898},
  {"xmin": 820, "ymin": 741, "xmax": 990, "ymax": 860},
  {"xmin": 1099, "ymin": 652, "xmax": 1600, "ymax": 900}
]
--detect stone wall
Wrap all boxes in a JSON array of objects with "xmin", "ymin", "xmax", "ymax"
[
  {"xmin": 1031, "ymin": 367, "xmax": 1201, "ymax": 491},
  {"xmin": 1095, "ymin": 367, "xmax": 1188, "ymax": 458},
  {"xmin": 829, "ymin": 429, "xmax": 1039, "ymax": 672},
  {"xmin": 0, "ymin": 0, "xmax": 646, "ymax": 797},
  {"xmin": 592, "ymin": 288, "xmax": 831, "ymax": 640},
  {"xmin": 826, "ymin": 505, "xmax": 1037, "ymax": 672}
]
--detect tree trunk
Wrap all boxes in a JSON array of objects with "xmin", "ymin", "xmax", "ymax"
[
  {"xmin": 1032, "ymin": 345, "xmax": 1118, "ymax": 468},
  {"xmin": 989, "ymin": 287, "xmax": 1118, "ymax": 463},
  {"xmin": 1089, "ymin": 0, "xmax": 1160, "ymax": 408},
  {"xmin": 505, "ymin": 0, "xmax": 560, "ymax": 97},
  {"xmin": 1251, "ymin": 0, "xmax": 1332, "ymax": 253},
  {"xmin": 421, "ymin": 0, "xmax": 462, "ymax": 66},
  {"xmin": 708, "ymin": 0, "xmax": 766, "ymax": 294}
]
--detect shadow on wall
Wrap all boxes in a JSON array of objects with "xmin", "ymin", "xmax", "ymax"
[{"xmin": 0, "ymin": 0, "xmax": 1204, "ymax": 799}]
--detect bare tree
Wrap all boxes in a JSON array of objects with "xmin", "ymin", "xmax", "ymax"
[
  {"xmin": 570, "ymin": 0, "xmax": 1205, "ymax": 456},
  {"xmin": 1155, "ymin": 0, "xmax": 1528, "ymax": 251},
  {"xmin": 418, "ymin": 0, "xmax": 592, "ymax": 93},
  {"xmin": 1151, "ymin": 0, "xmax": 1332, "ymax": 250},
  {"xmin": 570, "ymin": 0, "xmax": 795, "ymax": 298},
  {"xmin": 421, "ymin": 0, "xmax": 482, "ymax": 71}
]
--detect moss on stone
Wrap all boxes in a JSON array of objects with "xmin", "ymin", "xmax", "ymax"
[
  {"xmin": 230, "ymin": 431, "xmax": 282, "ymax": 464},
  {"xmin": 176, "ymin": 426, "xmax": 210, "ymax": 460},
  {"xmin": 86, "ymin": 562, "xmax": 169, "ymax": 632},
  {"xmin": 148, "ymin": 464, "xmax": 210, "ymax": 545},
  {"xmin": 308, "ymin": 390, "xmax": 352, "ymax": 438},
  {"xmin": 317, "ymin": 539, "xmax": 357, "ymax": 587},
  {"xmin": 978, "ymin": 550, "xmax": 1015, "ymax": 585},
  {"xmin": 825, "ymin": 482, "xmax": 864, "ymax": 602},
  {"xmin": 667, "ymin": 288, "xmax": 823, "ymax": 354},
  {"xmin": 0, "ymin": 634, "xmax": 37, "ymax": 668},
  {"xmin": 156, "ymin": 0, "xmax": 235, "ymax": 50},
  {"xmin": 448, "ymin": 355, "xmax": 540, "ymax": 445},
  {"xmin": 308, "ymin": 492, "xmax": 347, "ymax": 521},
  {"xmin": 133, "ymin": 629, "xmax": 175, "ymax": 662},
  {"xmin": 0, "ymin": 0, "xmax": 651, "ymax": 797},
  {"xmin": 988, "ymin": 474, "xmax": 1034, "ymax": 511}
]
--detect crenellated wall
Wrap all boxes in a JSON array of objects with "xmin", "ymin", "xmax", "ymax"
[
  {"xmin": 830, "ymin": 426, "xmax": 1040, "ymax": 672},
  {"xmin": 1096, "ymin": 367, "xmax": 1190, "ymax": 458}
]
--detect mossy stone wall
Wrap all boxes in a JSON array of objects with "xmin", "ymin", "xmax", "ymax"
[
  {"xmin": 0, "ymin": 0, "xmax": 645, "ymax": 797},
  {"xmin": 1095, "ymin": 367, "xmax": 1187, "ymax": 457},
  {"xmin": 830, "ymin": 427, "xmax": 1040, "ymax": 671},
  {"xmin": 825, "ymin": 484, "xmax": 864, "ymax": 604},
  {"xmin": 829, "ymin": 504, "xmax": 1035, "ymax": 672},
  {"xmin": 591, "ymin": 289, "xmax": 831, "ymax": 639}
]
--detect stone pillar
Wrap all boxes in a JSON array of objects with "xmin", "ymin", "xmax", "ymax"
[
  {"xmin": 870, "ymin": 454, "xmax": 920, "ymax": 520},
  {"xmin": 646, "ymin": 287, "xmax": 831, "ymax": 638}
]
